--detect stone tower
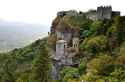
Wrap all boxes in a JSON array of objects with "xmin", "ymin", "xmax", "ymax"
[
  {"xmin": 55, "ymin": 40, "xmax": 67, "ymax": 60},
  {"xmin": 97, "ymin": 6, "xmax": 112, "ymax": 20},
  {"xmin": 51, "ymin": 40, "xmax": 68, "ymax": 80}
]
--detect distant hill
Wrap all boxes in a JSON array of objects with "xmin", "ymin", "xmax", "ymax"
[
  {"xmin": 0, "ymin": 20, "xmax": 49, "ymax": 52},
  {"xmin": 0, "ymin": 38, "xmax": 48, "ymax": 81}
]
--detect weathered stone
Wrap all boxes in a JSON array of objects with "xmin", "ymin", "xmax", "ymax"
[
  {"xmin": 57, "ymin": 10, "xmax": 78, "ymax": 17},
  {"xmin": 85, "ymin": 6, "xmax": 120, "ymax": 20}
]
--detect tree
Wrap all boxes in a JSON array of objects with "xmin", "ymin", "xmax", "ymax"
[
  {"xmin": 90, "ymin": 20, "xmax": 103, "ymax": 35},
  {"xmin": 80, "ymin": 35, "xmax": 107, "ymax": 54},
  {"xmin": 2, "ymin": 59, "xmax": 16, "ymax": 82},
  {"xmin": 87, "ymin": 54, "xmax": 114, "ymax": 75},
  {"xmin": 31, "ymin": 43, "xmax": 51, "ymax": 82},
  {"xmin": 78, "ymin": 59, "xmax": 87, "ymax": 75},
  {"xmin": 60, "ymin": 67, "xmax": 79, "ymax": 82}
]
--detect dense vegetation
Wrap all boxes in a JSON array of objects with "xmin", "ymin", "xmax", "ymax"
[
  {"xmin": 0, "ymin": 38, "xmax": 51, "ymax": 82},
  {"xmin": 0, "ymin": 14, "xmax": 125, "ymax": 82},
  {"xmin": 58, "ymin": 16, "xmax": 125, "ymax": 82}
]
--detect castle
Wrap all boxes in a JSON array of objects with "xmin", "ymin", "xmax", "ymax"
[
  {"xmin": 57, "ymin": 6, "xmax": 120, "ymax": 20},
  {"xmin": 53, "ymin": 6, "xmax": 121, "ymax": 66},
  {"xmin": 50, "ymin": 6, "xmax": 121, "ymax": 80}
]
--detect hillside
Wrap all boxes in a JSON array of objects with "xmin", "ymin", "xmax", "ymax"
[
  {"xmin": 48, "ymin": 9, "xmax": 125, "ymax": 82},
  {"xmin": 0, "ymin": 38, "xmax": 50, "ymax": 82},
  {"xmin": 1, "ymin": 7, "xmax": 125, "ymax": 82}
]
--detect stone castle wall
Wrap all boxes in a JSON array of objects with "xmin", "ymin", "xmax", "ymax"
[{"xmin": 85, "ymin": 6, "xmax": 120, "ymax": 20}]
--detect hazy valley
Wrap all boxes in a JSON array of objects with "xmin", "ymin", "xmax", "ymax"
[{"xmin": 0, "ymin": 20, "xmax": 49, "ymax": 52}]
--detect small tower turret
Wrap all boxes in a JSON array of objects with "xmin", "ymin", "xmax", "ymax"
[
  {"xmin": 97, "ymin": 6, "xmax": 112, "ymax": 20},
  {"xmin": 55, "ymin": 40, "xmax": 67, "ymax": 60}
]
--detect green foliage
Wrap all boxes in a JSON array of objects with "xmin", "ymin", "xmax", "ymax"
[
  {"xmin": 89, "ymin": 20, "xmax": 103, "ymax": 35},
  {"xmin": 31, "ymin": 43, "xmax": 51, "ymax": 82},
  {"xmin": 80, "ymin": 20, "xmax": 92, "ymax": 39},
  {"xmin": 80, "ymin": 35, "xmax": 107, "ymax": 53},
  {"xmin": 110, "ymin": 68, "xmax": 125, "ymax": 80},
  {"xmin": 80, "ymin": 20, "xmax": 104, "ymax": 39},
  {"xmin": 60, "ymin": 16, "xmax": 125, "ymax": 82},
  {"xmin": 78, "ymin": 59, "xmax": 87, "ymax": 75},
  {"xmin": 87, "ymin": 54, "xmax": 114, "ymax": 75},
  {"xmin": 16, "ymin": 73, "xmax": 29, "ymax": 82},
  {"xmin": 106, "ymin": 16, "xmax": 125, "ymax": 48},
  {"xmin": 80, "ymin": 72, "xmax": 100, "ymax": 82},
  {"xmin": 115, "ymin": 17, "xmax": 125, "ymax": 45},
  {"xmin": 0, "ymin": 38, "xmax": 51, "ymax": 82},
  {"xmin": 1, "ymin": 12, "xmax": 125, "ymax": 82},
  {"xmin": 60, "ymin": 67, "xmax": 79, "ymax": 82}
]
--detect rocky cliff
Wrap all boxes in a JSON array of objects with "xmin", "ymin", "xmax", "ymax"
[
  {"xmin": 48, "ymin": 10, "xmax": 82, "ymax": 80},
  {"xmin": 48, "ymin": 6, "xmax": 123, "ymax": 81}
]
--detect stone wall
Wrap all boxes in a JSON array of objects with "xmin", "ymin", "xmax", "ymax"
[
  {"xmin": 85, "ymin": 10, "xmax": 98, "ymax": 20},
  {"xmin": 57, "ymin": 10, "xmax": 78, "ymax": 17},
  {"xmin": 112, "ymin": 11, "xmax": 120, "ymax": 17}
]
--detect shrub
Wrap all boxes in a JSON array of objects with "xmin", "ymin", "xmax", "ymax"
[
  {"xmin": 60, "ymin": 67, "xmax": 79, "ymax": 82},
  {"xmin": 80, "ymin": 35, "xmax": 107, "ymax": 53}
]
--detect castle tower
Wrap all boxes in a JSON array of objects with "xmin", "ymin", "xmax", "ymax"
[
  {"xmin": 72, "ymin": 37, "xmax": 79, "ymax": 52},
  {"xmin": 55, "ymin": 40, "xmax": 67, "ymax": 60},
  {"xmin": 97, "ymin": 6, "xmax": 112, "ymax": 20}
]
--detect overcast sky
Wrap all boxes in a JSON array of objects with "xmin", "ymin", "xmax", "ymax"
[{"xmin": 0, "ymin": 0, "xmax": 124, "ymax": 26}]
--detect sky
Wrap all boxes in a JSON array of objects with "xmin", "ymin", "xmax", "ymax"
[{"xmin": 0, "ymin": 0, "xmax": 124, "ymax": 26}]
